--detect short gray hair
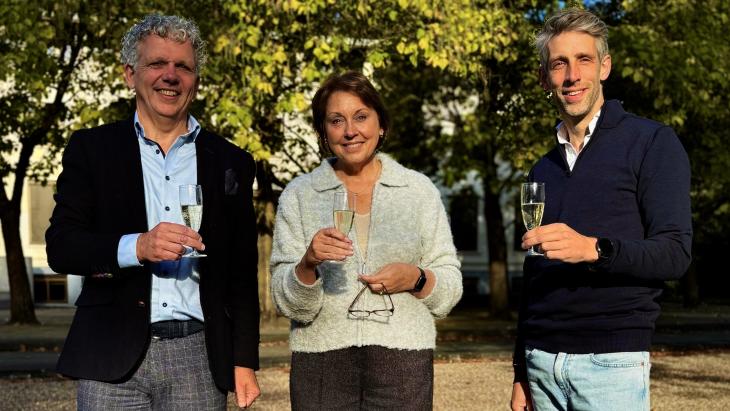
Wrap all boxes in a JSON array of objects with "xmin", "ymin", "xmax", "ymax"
[
  {"xmin": 534, "ymin": 8, "xmax": 609, "ymax": 68},
  {"xmin": 121, "ymin": 14, "xmax": 207, "ymax": 74}
]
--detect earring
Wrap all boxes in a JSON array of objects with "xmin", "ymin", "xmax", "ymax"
[{"xmin": 546, "ymin": 90, "xmax": 553, "ymax": 100}]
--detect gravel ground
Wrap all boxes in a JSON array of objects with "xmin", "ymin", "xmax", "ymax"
[{"xmin": 2, "ymin": 352, "xmax": 729, "ymax": 410}]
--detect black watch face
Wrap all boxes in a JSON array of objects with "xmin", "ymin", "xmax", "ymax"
[{"xmin": 598, "ymin": 238, "xmax": 613, "ymax": 258}]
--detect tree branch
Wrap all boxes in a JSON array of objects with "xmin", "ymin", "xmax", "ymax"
[{"xmin": 11, "ymin": 15, "xmax": 84, "ymax": 206}]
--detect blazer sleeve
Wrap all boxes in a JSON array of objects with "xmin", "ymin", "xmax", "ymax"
[
  {"xmin": 226, "ymin": 150, "xmax": 261, "ymax": 369},
  {"xmin": 45, "ymin": 130, "xmax": 122, "ymax": 276}
]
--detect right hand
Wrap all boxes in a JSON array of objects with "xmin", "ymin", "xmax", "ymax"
[
  {"xmin": 302, "ymin": 227, "xmax": 353, "ymax": 267},
  {"xmin": 511, "ymin": 381, "xmax": 532, "ymax": 411},
  {"xmin": 296, "ymin": 228, "xmax": 353, "ymax": 284},
  {"xmin": 136, "ymin": 222, "xmax": 205, "ymax": 263}
]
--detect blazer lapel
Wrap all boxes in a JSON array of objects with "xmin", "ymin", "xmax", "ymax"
[
  {"xmin": 195, "ymin": 130, "xmax": 218, "ymax": 242},
  {"xmin": 120, "ymin": 120, "xmax": 148, "ymax": 233}
]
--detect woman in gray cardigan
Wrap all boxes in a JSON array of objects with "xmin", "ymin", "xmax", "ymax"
[{"xmin": 270, "ymin": 71, "xmax": 463, "ymax": 410}]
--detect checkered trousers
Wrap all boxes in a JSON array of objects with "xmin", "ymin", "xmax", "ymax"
[{"xmin": 77, "ymin": 331, "xmax": 226, "ymax": 410}]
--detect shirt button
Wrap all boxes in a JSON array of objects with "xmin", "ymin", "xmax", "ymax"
[
  {"xmin": 162, "ymin": 302, "xmax": 168, "ymax": 307},
  {"xmin": 165, "ymin": 206, "xmax": 170, "ymax": 211},
  {"xmin": 155, "ymin": 149, "xmax": 160, "ymax": 154},
  {"xmin": 165, "ymin": 176, "xmax": 170, "ymax": 181}
]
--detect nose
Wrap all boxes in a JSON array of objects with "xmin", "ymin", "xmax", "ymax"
[
  {"xmin": 566, "ymin": 62, "xmax": 581, "ymax": 83},
  {"xmin": 344, "ymin": 121, "xmax": 357, "ymax": 139},
  {"xmin": 161, "ymin": 63, "xmax": 179, "ymax": 82}
]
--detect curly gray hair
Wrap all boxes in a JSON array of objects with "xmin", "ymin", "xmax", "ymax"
[
  {"xmin": 535, "ymin": 8, "xmax": 609, "ymax": 69},
  {"xmin": 120, "ymin": 14, "xmax": 207, "ymax": 75}
]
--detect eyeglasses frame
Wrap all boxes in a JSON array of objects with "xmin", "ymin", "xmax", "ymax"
[{"xmin": 347, "ymin": 283, "xmax": 395, "ymax": 318}]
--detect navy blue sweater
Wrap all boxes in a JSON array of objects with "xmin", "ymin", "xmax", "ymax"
[{"xmin": 514, "ymin": 100, "xmax": 692, "ymax": 381}]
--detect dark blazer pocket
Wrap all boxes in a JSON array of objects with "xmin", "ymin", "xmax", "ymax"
[
  {"xmin": 74, "ymin": 281, "xmax": 116, "ymax": 306},
  {"xmin": 224, "ymin": 168, "xmax": 239, "ymax": 196}
]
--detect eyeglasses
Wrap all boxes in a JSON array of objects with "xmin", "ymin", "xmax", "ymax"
[{"xmin": 347, "ymin": 284, "xmax": 395, "ymax": 318}]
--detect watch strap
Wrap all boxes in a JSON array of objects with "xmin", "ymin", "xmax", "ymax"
[{"xmin": 413, "ymin": 267, "xmax": 427, "ymax": 292}]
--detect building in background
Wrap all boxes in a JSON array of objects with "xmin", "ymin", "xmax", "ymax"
[{"xmin": 0, "ymin": 178, "xmax": 82, "ymax": 307}]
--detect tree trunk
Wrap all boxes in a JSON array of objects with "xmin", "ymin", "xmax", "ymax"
[
  {"xmin": 483, "ymin": 179, "xmax": 510, "ymax": 319},
  {"xmin": 0, "ymin": 207, "xmax": 38, "ymax": 324},
  {"xmin": 254, "ymin": 161, "xmax": 278, "ymax": 324}
]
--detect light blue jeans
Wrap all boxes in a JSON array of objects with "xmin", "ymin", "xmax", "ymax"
[{"xmin": 525, "ymin": 347, "xmax": 650, "ymax": 411}]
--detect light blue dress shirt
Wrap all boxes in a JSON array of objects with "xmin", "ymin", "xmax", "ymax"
[{"xmin": 116, "ymin": 112, "xmax": 204, "ymax": 323}]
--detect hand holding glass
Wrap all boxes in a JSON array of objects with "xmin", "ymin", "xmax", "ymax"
[
  {"xmin": 179, "ymin": 184, "xmax": 206, "ymax": 258},
  {"xmin": 521, "ymin": 182, "xmax": 545, "ymax": 257}
]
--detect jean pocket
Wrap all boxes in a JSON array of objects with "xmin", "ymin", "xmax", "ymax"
[{"xmin": 590, "ymin": 352, "xmax": 647, "ymax": 368}]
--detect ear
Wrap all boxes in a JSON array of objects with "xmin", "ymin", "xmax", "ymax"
[
  {"xmin": 123, "ymin": 64, "xmax": 135, "ymax": 89},
  {"xmin": 600, "ymin": 54, "xmax": 612, "ymax": 81}
]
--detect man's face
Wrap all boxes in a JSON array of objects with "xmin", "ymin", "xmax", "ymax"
[
  {"xmin": 124, "ymin": 35, "xmax": 198, "ymax": 124},
  {"xmin": 541, "ymin": 31, "xmax": 611, "ymax": 122}
]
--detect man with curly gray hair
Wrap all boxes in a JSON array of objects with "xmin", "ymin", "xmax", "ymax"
[{"xmin": 47, "ymin": 14, "xmax": 261, "ymax": 409}]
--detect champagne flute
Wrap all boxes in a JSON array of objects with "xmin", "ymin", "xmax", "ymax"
[
  {"xmin": 333, "ymin": 191, "xmax": 356, "ymax": 236},
  {"xmin": 521, "ymin": 182, "xmax": 545, "ymax": 257},
  {"xmin": 179, "ymin": 184, "xmax": 206, "ymax": 258}
]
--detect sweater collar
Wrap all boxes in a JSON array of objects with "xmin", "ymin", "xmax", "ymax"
[
  {"xmin": 596, "ymin": 99, "xmax": 627, "ymax": 130},
  {"xmin": 310, "ymin": 153, "xmax": 409, "ymax": 192}
]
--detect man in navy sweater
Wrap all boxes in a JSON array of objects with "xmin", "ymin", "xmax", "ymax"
[{"xmin": 510, "ymin": 8, "xmax": 692, "ymax": 411}]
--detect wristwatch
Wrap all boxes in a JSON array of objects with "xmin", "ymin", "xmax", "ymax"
[
  {"xmin": 413, "ymin": 267, "xmax": 427, "ymax": 292},
  {"xmin": 595, "ymin": 237, "xmax": 614, "ymax": 261}
]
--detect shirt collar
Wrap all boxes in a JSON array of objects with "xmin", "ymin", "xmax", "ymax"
[
  {"xmin": 133, "ymin": 112, "xmax": 201, "ymax": 144},
  {"xmin": 555, "ymin": 109, "xmax": 602, "ymax": 146}
]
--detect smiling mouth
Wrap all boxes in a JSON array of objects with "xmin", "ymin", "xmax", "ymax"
[
  {"xmin": 157, "ymin": 89, "xmax": 180, "ymax": 97},
  {"xmin": 563, "ymin": 89, "xmax": 584, "ymax": 96},
  {"xmin": 342, "ymin": 142, "xmax": 365, "ymax": 150}
]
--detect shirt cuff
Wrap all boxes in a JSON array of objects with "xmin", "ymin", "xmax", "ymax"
[{"xmin": 118, "ymin": 233, "xmax": 143, "ymax": 268}]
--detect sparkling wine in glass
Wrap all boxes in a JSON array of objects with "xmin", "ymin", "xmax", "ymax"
[
  {"xmin": 179, "ymin": 184, "xmax": 206, "ymax": 258},
  {"xmin": 521, "ymin": 182, "xmax": 545, "ymax": 257},
  {"xmin": 333, "ymin": 191, "xmax": 356, "ymax": 236}
]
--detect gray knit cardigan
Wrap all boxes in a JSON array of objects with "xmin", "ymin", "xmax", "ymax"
[{"xmin": 270, "ymin": 154, "xmax": 463, "ymax": 353}]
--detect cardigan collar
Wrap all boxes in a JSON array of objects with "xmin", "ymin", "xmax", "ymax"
[{"xmin": 310, "ymin": 153, "xmax": 409, "ymax": 192}]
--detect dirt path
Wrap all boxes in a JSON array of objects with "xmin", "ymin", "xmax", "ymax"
[{"xmin": 2, "ymin": 352, "xmax": 729, "ymax": 410}]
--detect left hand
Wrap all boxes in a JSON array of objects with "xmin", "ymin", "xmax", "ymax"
[
  {"xmin": 234, "ymin": 366, "xmax": 260, "ymax": 408},
  {"xmin": 522, "ymin": 223, "xmax": 598, "ymax": 263},
  {"xmin": 358, "ymin": 263, "xmax": 420, "ymax": 294}
]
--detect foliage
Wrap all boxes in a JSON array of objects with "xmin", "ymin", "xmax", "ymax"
[
  {"xmin": 207, "ymin": 0, "xmax": 535, "ymax": 183},
  {"xmin": 603, "ymin": 0, "xmax": 730, "ymax": 294}
]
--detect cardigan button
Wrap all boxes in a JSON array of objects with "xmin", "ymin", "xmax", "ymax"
[{"xmin": 137, "ymin": 300, "xmax": 146, "ymax": 307}]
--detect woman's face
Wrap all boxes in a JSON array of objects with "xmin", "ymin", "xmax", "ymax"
[{"xmin": 324, "ymin": 91, "xmax": 383, "ymax": 170}]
